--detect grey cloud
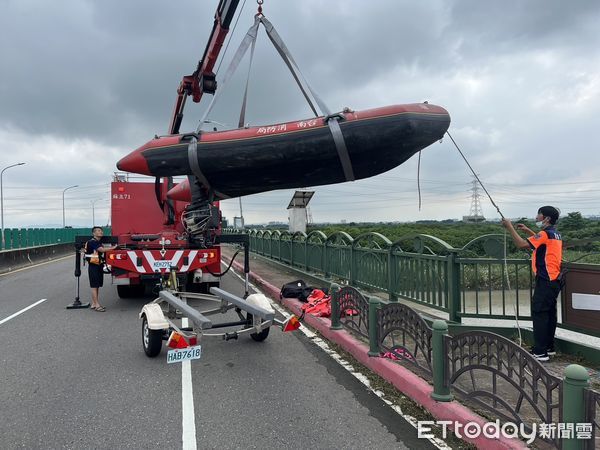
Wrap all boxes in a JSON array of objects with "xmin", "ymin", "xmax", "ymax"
[{"xmin": 1, "ymin": 0, "xmax": 600, "ymax": 226}]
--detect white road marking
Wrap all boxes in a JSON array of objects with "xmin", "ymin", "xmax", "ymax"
[
  {"xmin": 181, "ymin": 316, "xmax": 197, "ymax": 450},
  {"xmin": 226, "ymin": 262, "xmax": 450, "ymax": 450},
  {"xmin": 0, "ymin": 255, "xmax": 71, "ymax": 277},
  {"xmin": 0, "ymin": 298, "xmax": 48, "ymax": 325}
]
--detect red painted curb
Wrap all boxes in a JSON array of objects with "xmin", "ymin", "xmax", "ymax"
[{"xmin": 230, "ymin": 259, "xmax": 527, "ymax": 450}]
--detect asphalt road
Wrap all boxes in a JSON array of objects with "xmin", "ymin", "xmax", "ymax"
[{"xmin": 0, "ymin": 256, "xmax": 436, "ymax": 450}]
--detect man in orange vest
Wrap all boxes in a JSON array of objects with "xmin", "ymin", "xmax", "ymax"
[{"xmin": 502, "ymin": 206, "xmax": 562, "ymax": 362}]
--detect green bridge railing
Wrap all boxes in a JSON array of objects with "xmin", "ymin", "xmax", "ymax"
[
  {"xmin": 327, "ymin": 286, "xmax": 595, "ymax": 448},
  {"xmin": 230, "ymin": 228, "xmax": 597, "ymax": 328},
  {"xmin": 1, "ymin": 227, "xmax": 110, "ymax": 251}
]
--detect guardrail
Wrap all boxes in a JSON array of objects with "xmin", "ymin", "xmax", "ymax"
[
  {"xmin": 328, "ymin": 286, "xmax": 592, "ymax": 449},
  {"xmin": 1, "ymin": 227, "xmax": 110, "ymax": 251},
  {"xmin": 242, "ymin": 229, "xmax": 524, "ymax": 323},
  {"xmin": 224, "ymin": 228, "xmax": 600, "ymax": 334}
]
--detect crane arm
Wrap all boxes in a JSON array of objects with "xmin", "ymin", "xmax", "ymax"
[{"xmin": 168, "ymin": 0, "xmax": 241, "ymax": 135}]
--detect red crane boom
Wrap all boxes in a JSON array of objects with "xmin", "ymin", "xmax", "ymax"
[{"xmin": 168, "ymin": 0, "xmax": 241, "ymax": 135}]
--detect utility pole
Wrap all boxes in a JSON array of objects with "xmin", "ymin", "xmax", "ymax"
[
  {"xmin": 1, "ymin": 162, "xmax": 26, "ymax": 249},
  {"xmin": 91, "ymin": 198, "xmax": 103, "ymax": 226}
]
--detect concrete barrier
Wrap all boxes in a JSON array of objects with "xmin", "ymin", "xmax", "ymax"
[{"xmin": 0, "ymin": 243, "xmax": 73, "ymax": 274}]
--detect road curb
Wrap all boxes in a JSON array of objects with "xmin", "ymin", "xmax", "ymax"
[{"xmin": 229, "ymin": 258, "xmax": 527, "ymax": 450}]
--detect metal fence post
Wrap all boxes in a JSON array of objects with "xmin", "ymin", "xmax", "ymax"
[
  {"xmin": 562, "ymin": 364, "xmax": 589, "ymax": 450},
  {"xmin": 446, "ymin": 250, "xmax": 461, "ymax": 323},
  {"xmin": 349, "ymin": 243, "xmax": 355, "ymax": 286},
  {"xmin": 324, "ymin": 241, "xmax": 329, "ymax": 279},
  {"xmin": 329, "ymin": 283, "xmax": 342, "ymax": 331},
  {"xmin": 431, "ymin": 320, "xmax": 453, "ymax": 402},
  {"xmin": 278, "ymin": 235, "xmax": 281, "ymax": 262},
  {"xmin": 16, "ymin": 228, "xmax": 23, "ymax": 249},
  {"xmin": 304, "ymin": 240, "xmax": 308, "ymax": 272},
  {"xmin": 368, "ymin": 296, "xmax": 381, "ymax": 357},
  {"xmin": 388, "ymin": 246, "xmax": 398, "ymax": 302}
]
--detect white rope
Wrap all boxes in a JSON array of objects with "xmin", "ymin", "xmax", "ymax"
[
  {"xmin": 446, "ymin": 130, "xmax": 523, "ymax": 347},
  {"xmin": 504, "ymin": 229, "xmax": 523, "ymax": 346}
]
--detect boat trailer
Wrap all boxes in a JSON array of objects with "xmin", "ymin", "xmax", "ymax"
[{"xmin": 139, "ymin": 243, "xmax": 300, "ymax": 364}]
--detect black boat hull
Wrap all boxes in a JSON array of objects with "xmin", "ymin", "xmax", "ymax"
[{"xmin": 118, "ymin": 104, "xmax": 450, "ymax": 199}]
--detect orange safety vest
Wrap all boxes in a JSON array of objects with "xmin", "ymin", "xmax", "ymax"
[{"xmin": 527, "ymin": 227, "xmax": 562, "ymax": 281}]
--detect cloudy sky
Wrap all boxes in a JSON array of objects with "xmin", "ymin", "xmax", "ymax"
[{"xmin": 1, "ymin": 0, "xmax": 599, "ymax": 228}]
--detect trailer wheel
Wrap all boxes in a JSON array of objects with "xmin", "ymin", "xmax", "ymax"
[
  {"xmin": 247, "ymin": 314, "xmax": 270, "ymax": 342},
  {"xmin": 142, "ymin": 316, "xmax": 162, "ymax": 357}
]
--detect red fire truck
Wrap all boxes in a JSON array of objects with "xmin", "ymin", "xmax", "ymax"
[
  {"xmin": 106, "ymin": 173, "xmax": 222, "ymax": 298},
  {"xmin": 106, "ymin": 0, "xmax": 242, "ymax": 296}
]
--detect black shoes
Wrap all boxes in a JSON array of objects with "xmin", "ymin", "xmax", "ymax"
[{"xmin": 532, "ymin": 352, "xmax": 550, "ymax": 362}]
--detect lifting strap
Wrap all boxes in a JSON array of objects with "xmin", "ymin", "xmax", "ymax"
[
  {"xmin": 196, "ymin": 13, "xmax": 355, "ymax": 183},
  {"xmin": 260, "ymin": 16, "xmax": 355, "ymax": 181},
  {"xmin": 324, "ymin": 114, "xmax": 355, "ymax": 182},
  {"xmin": 197, "ymin": 16, "xmax": 261, "ymax": 133},
  {"xmin": 238, "ymin": 18, "xmax": 258, "ymax": 128},
  {"xmin": 189, "ymin": 16, "xmax": 260, "ymax": 194},
  {"xmin": 260, "ymin": 17, "xmax": 326, "ymax": 117},
  {"xmin": 187, "ymin": 135, "xmax": 229, "ymax": 199},
  {"xmin": 188, "ymin": 17, "xmax": 260, "ymax": 198},
  {"xmin": 187, "ymin": 135, "xmax": 211, "ymax": 189}
]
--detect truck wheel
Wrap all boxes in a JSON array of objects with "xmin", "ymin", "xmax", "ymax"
[
  {"xmin": 247, "ymin": 314, "xmax": 270, "ymax": 342},
  {"xmin": 142, "ymin": 316, "xmax": 162, "ymax": 357},
  {"xmin": 118, "ymin": 285, "xmax": 145, "ymax": 298}
]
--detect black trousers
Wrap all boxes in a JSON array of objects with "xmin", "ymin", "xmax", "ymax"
[{"xmin": 531, "ymin": 276, "xmax": 561, "ymax": 355}]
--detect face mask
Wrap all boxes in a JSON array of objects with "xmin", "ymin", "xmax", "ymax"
[{"xmin": 535, "ymin": 220, "xmax": 545, "ymax": 228}]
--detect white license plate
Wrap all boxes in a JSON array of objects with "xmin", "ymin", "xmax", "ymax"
[
  {"xmin": 166, "ymin": 345, "xmax": 202, "ymax": 364},
  {"xmin": 153, "ymin": 261, "xmax": 173, "ymax": 270}
]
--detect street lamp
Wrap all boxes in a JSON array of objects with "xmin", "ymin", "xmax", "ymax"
[
  {"xmin": 62, "ymin": 185, "xmax": 78, "ymax": 228},
  {"xmin": 1, "ymin": 162, "xmax": 26, "ymax": 249},
  {"xmin": 91, "ymin": 198, "xmax": 103, "ymax": 226}
]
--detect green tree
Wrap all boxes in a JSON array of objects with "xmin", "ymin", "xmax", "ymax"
[{"xmin": 560, "ymin": 212, "xmax": 587, "ymax": 230}]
